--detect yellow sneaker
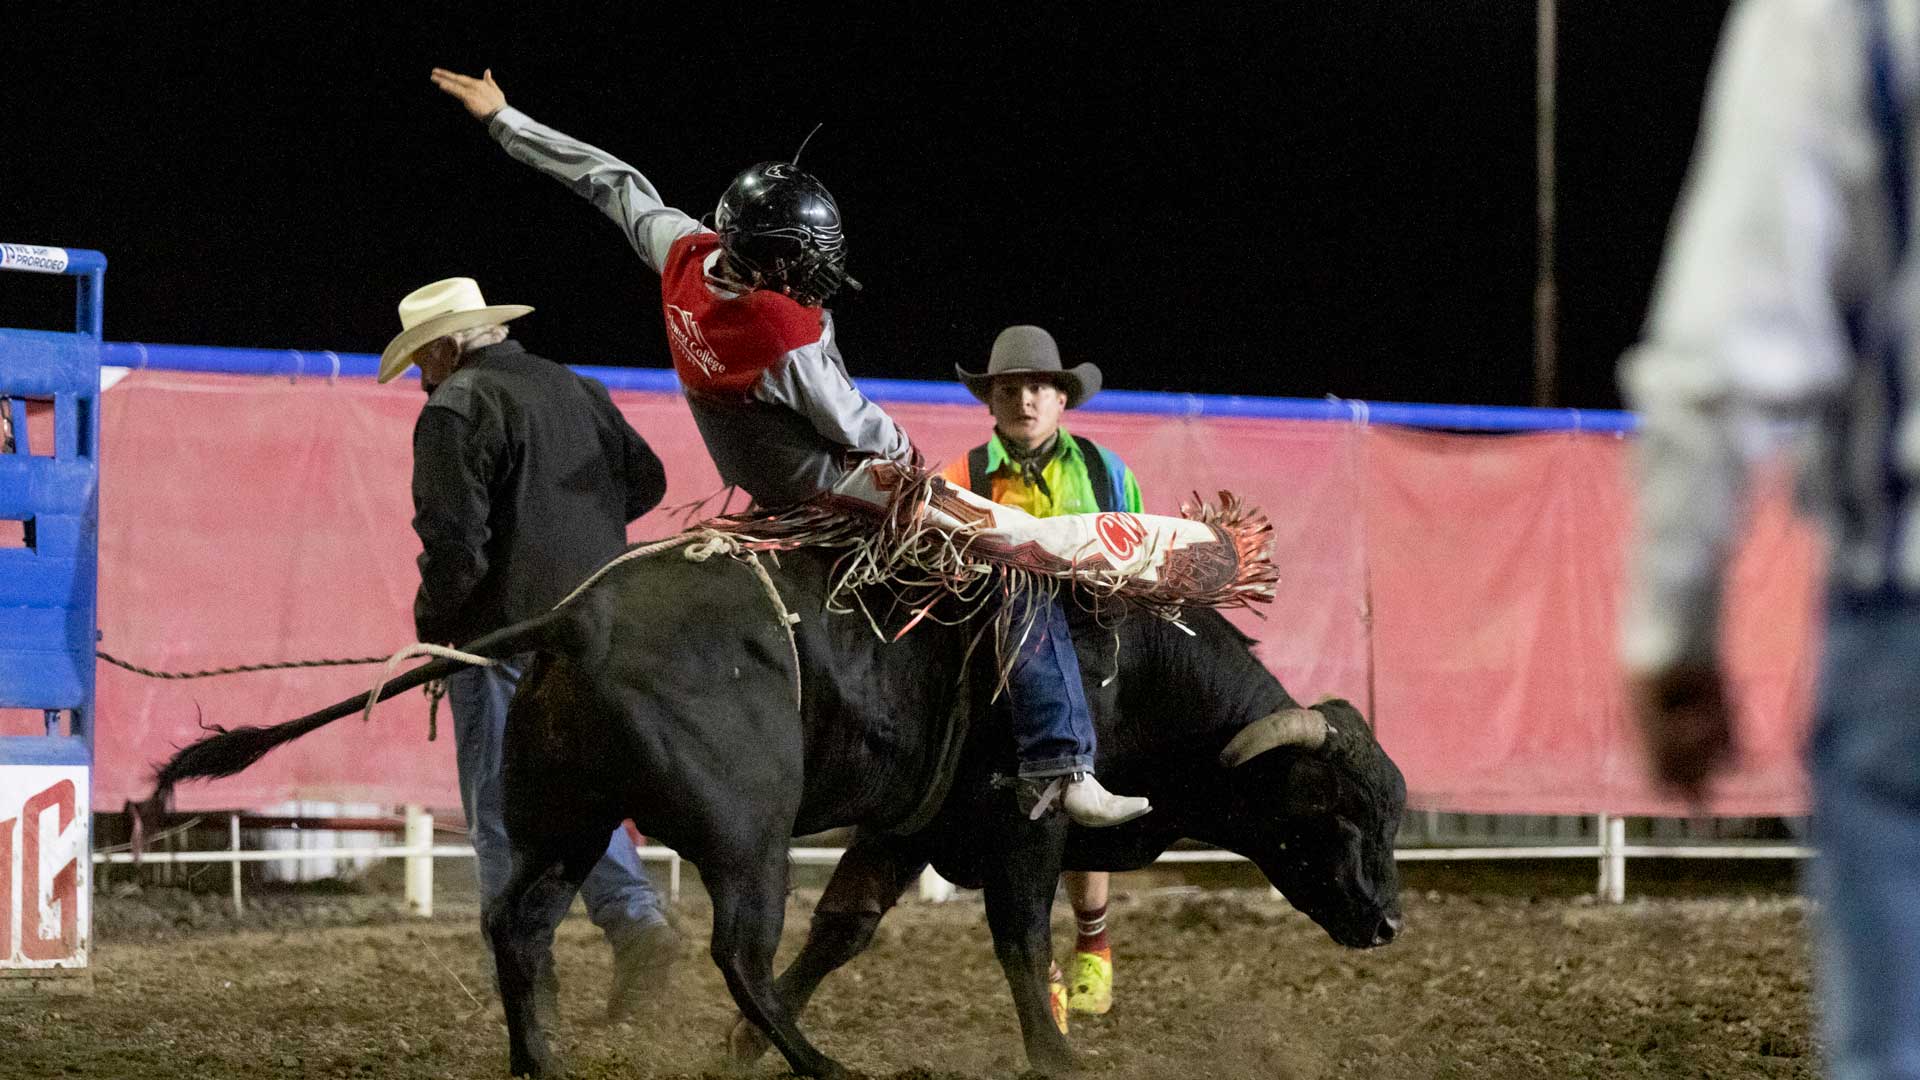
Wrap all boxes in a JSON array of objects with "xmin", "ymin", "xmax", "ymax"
[
  {"xmin": 1067, "ymin": 947, "xmax": 1113, "ymax": 1015},
  {"xmin": 1047, "ymin": 960, "xmax": 1071, "ymax": 1035}
]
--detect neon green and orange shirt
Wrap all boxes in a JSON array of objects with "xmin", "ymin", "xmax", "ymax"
[{"xmin": 939, "ymin": 426, "xmax": 1144, "ymax": 519}]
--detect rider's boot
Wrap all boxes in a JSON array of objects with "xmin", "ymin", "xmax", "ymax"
[{"xmin": 1062, "ymin": 773, "xmax": 1150, "ymax": 827}]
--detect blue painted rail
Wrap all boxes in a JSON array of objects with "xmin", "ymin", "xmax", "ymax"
[{"xmin": 95, "ymin": 341, "xmax": 1637, "ymax": 434}]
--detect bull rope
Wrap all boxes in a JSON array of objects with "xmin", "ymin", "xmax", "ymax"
[
  {"xmin": 551, "ymin": 530, "xmax": 801, "ymax": 712},
  {"xmin": 360, "ymin": 643, "xmax": 498, "ymax": 724},
  {"xmin": 355, "ymin": 529, "xmax": 806, "ymax": 727},
  {"xmin": 678, "ymin": 534, "xmax": 805, "ymax": 713}
]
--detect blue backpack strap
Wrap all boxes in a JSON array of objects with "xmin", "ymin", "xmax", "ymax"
[
  {"xmin": 1869, "ymin": 1, "xmax": 1909, "ymax": 252},
  {"xmin": 1867, "ymin": 0, "xmax": 1911, "ymax": 580},
  {"xmin": 1069, "ymin": 434, "xmax": 1120, "ymax": 513}
]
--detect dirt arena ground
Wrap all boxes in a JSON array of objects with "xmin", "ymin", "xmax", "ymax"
[{"xmin": 0, "ymin": 864, "xmax": 1815, "ymax": 1080}]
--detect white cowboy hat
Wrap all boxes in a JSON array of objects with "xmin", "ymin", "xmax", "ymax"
[
  {"xmin": 376, "ymin": 277, "xmax": 533, "ymax": 383},
  {"xmin": 955, "ymin": 325, "xmax": 1103, "ymax": 409}
]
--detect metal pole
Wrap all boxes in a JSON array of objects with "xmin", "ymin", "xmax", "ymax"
[
  {"xmin": 229, "ymin": 813, "xmax": 243, "ymax": 915},
  {"xmin": 1598, "ymin": 813, "xmax": 1628, "ymax": 903},
  {"xmin": 76, "ymin": 267, "xmax": 104, "ymax": 340},
  {"xmin": 404, "ymin": 805, "xmax": 433, "ymax": 918},
  {"xmin": 1595, "ymin": 813, "xmax": 1608, "ymax": 897},
  {"xmin": 1534, "ymin": 0, "xmax": 1560, "ymax": 407}
]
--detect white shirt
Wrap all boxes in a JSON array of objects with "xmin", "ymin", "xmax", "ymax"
[{"xmin": 1623, "ymin": 0, "xmax": 1920, "ymax": 669}]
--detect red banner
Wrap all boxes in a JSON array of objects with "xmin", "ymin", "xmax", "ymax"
[{"xmin": 77, "ymin": 372, "xmax": 1816, "ymax": 816}]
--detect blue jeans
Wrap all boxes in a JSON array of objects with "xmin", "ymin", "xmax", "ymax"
[
  {"xmin": 1809, "ymin": 595, "xmax": 1920, "ymax": 1080},
  {"xmin": 1006, "ymin": 591, "xmax": 1097, "ymax": 778},
  {"xmin": 449, "ymin": 654, "xmax": 667, "ymax": 945}
]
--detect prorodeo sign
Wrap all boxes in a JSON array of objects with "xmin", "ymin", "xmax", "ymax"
[
  {"xmin": 0, "ymin": 767, "xmax": 89, "ymax": 971},
  {"xmin": 0, "ymin": 245, "xmax": 71, "ymax": 275}
]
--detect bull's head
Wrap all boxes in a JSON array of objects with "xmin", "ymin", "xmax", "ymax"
[{"xmin": 1212, "ymin": 698, "xmax": 1406, "ymax": 949}]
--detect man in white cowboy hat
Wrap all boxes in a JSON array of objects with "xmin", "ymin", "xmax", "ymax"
[
  {"xmin": 942, "ymin": 325, "xmax": 1144, "ymax": 1027},
  {"xmin": 430, "ymin": 68, "xmax": 1152, "ymax": 829},
  {"xmin": 381, "ymin": 276, "xmax": 678, "ymax": 1019}
]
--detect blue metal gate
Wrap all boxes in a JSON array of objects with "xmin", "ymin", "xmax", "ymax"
[{"xmin": 0, "ymin": 243, "xmax": 103, "ymax": 991}]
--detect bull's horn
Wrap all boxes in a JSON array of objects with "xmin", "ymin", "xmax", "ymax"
[{"xmin": 1220, "ymin": 707, "xmax": 1329, "ymax": 767}]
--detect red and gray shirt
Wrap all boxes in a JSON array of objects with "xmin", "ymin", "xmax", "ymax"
[{"xmin": 488, "ymin": 106, "xmax": 913, "ymax": 508}]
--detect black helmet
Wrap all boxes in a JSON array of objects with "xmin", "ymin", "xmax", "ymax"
[{"xmin": 711, "ymin": 162, "xmax": 856, "ymax": 306}]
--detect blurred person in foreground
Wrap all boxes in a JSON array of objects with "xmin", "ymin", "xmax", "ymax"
[
  {"xmin": 1622, "ymin": 2, "xmax": 1920, "ymax": 1076},
  {"xmin": 943, "ymin": 325, "xmax": 1145, "ymax": 1029}
]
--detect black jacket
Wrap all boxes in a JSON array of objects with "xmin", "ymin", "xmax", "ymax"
[{"xmin": 410, "ymin": 341, "xmax": 666, "ymax": 644}]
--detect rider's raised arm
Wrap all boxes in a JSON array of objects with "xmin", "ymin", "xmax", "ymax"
[
  {"xmin": 754, "ymin": 314, "xmax": 913, "ymax": 463},
  {"xmin": 484, "ymin": 107, "xmax": 705, "ymax": 276}
]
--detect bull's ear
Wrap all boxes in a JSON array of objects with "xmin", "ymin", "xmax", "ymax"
[{"xmin": 1219, "ymin": 707, "xmax": 1330, "ymax": 767}]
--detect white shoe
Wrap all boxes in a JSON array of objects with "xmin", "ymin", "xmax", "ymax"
[{"xmin": 1062, "ymin": 774, "xmax": 1151, "ymax": 827}]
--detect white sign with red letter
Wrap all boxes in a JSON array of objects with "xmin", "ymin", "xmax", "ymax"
[{"xmin": 0, "ymin": 766, "xmax": 90, "ymax": 970}]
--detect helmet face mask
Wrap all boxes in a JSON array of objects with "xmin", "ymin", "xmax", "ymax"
[{"xmin": 712, "ymin": 162, "xmax": 853, "ymax": 306}]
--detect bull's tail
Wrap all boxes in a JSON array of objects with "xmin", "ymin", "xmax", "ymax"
[{"xmin": 142, "ymin": 606, "xmax": 572, "ymax": 813}]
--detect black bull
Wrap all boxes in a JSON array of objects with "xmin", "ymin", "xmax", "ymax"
[{"xmin": 149, "ymin": 545, "xmax": 1407, "ymax": 1079}]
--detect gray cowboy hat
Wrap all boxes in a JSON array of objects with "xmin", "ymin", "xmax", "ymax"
[{"xmin": 956, "ymin": 325, "xmax": 1103, "ymax": 409}]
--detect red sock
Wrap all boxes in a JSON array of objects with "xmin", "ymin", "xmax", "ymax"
[{"xmin": 1074, "ymin": 903, "xmax": 1109, "ymax": 954}]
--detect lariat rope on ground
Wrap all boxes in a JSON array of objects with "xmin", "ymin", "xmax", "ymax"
[{"xmin": 96, "ymin": 650, "xmax": 388, "ymax": 679}]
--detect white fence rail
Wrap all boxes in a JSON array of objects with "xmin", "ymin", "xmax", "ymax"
[{"xmin": 94, "ymin": 809, "xmax": 1812, "ymax": 915}]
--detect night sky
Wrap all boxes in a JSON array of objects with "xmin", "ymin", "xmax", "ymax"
[{"xmin": 1, "ymin": 3, "xmax": 1732, "ymax": 410}]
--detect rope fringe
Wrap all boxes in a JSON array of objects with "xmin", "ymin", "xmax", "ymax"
[{"xmin": 692, "ymin": 469, "xmax": 1278, "ymax": 693}]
